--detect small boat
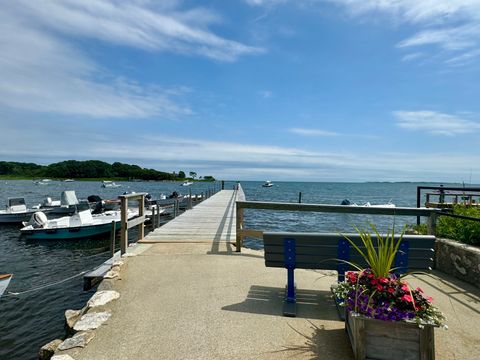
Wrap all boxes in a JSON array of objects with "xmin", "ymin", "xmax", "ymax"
[
  {"xmin": 0, "ymin": 198, "xmax": 44, "ymax": 223},
  {"xmin": 20, "ymin": 209, "xmax": 135, "ymax": 240},
  {"xmin": 102, "ymin": 180, "xmax": 121, "ymax": 188},
  {"xmin": 181, "ymin": 181, "xmax": 193, "ymax": 186},
  {"xmin": 262, "ymin": 180, "xmax": 274, "ymax": 187},
  {"xmin": 63, "ymin": 179, "xmax": 75, "ymax": 182},
  {"xmin": 340, "ymin": 199, "xmax": 395, "ymax": 208},
  {"xmin": 35, "ymin": 179, "xmax": 52, "ymax": 185},
  {"xmin": 0, "ymin": 274, "xmax": 12, "ymax": 298},
  {"xmin": 34, "ymin": 191, "xmax": 82, "ymax": 215}
]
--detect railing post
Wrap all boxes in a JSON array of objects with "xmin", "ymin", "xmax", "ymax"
[
  {"xmin": 298, "ymin": 192, "xmax": 302, "ymax": 204},
  {"xmin": 188, "ymin": 188, "xmax": 192, "ymax": 210},
  {"xmin": 110, "ymin": 220, "xmax": 116, "ymax": 258},
  {"xmin": 427, "ymin": 213, "xmax": 437, "ymax": 236},
  {"xmin": 138, "ymin": 195, "xmax": 145, "ymax": 240},
  {"xmin": 236, "ymin": 203, "xmax": 243, "ymax": 252},
  {"xmin": 151, "ymin": 206, "xmax": 156, "ymax": 229},
  {"xmin": 156, "ymin": 204, "xmax": 160, "ymax": 228},
  {"xmin": 120, "ymin": 196, "xmax": 128, "ymax": 255}
]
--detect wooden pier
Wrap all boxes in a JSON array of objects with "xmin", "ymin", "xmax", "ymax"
[{"xmin": 139, "ymin": 189, "xmax": 238, "ymax": 244}]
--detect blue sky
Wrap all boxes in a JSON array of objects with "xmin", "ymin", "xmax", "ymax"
[{"xmin": 1, "ymin": 0, "xmax": 479, "ymax": 182}]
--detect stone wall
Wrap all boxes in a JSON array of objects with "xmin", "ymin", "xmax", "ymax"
[{"xmin": 435, "ymin": 238, "xmax": 480, "ymax": 288}]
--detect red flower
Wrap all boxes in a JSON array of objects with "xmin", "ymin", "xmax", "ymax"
[
  {"xmin": 378, "ymin": 277, "xmax": 389, "ymax": 284},
  {"xmin": 387, "ymin": 287, "xmax": 395, "ymax": 294},
  {"xmin": 370, "ymin": 279, "xmax": 378, "ymax": 285},
  {"xmin": 376, "ymin": 284, "xmax": 383, "ymax": 291},
  {"xmin": 402, "ymin": 294, "xmax": 413, "ymax": 302},
  {"xmin": 401, "ymin": 284, "xmax": 409, "ymax": 292},
  {"xmin": 416, "ymin": 287, "xmax": 424, "ymax": 293}
]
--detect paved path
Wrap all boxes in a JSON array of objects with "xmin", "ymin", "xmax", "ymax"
[{"xmin": 56, "ymin": 191, "xmax": 480, "ymax": 360}]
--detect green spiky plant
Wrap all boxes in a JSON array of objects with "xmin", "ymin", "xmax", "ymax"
[{"xmin": 343, "ymin": 223, "xmax": 406, "ymax": 277}]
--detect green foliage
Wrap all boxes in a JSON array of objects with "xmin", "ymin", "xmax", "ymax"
[
  {"xmin": 408, "ymin": 205, "xmax": 480, "ymax": 245},
  {"xmin": 178, "ymin": 171, "xmax": 186, "ymax": 179},
  {"xmin": 203, "ymin": 175, "xmax": 215, "ymax": 181},
  {"xmin": 0, "ymin": 160, "xmax": 184, "ymax": 181},
  {"xmin": 437, "ymin": 205, "xmax": 480, "ymax": 245},
  {"xmin": 189, "ymin": 171, "xmax": 197, "ymax": 179},
  {"xmin": 343, "ymin": 224, "xmax": 405, "ymax": 278}
]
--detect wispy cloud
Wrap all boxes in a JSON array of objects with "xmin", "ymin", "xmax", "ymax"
[
  {"xmin": 393, "ymin": 110, "xmax": 480, "ymax": 136},
  {"xmin": 259, "ymin": 90, "xmax": 273, "ymax": 98},
  {"xmin": 288, "ymin": 128, "xmax": 339, "ymax": 136},
  {"xmin": 326, "ymin": 1, "xmax": 480, "ymax": 66},
  {"xmin": 0, "ymin": 1, "xmax": 262, "ymax": 118}
]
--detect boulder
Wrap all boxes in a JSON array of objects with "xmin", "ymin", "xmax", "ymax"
[
  {"xmin": 58, "ymin": 331, "xmax": 95, "ymax": 351},
  {"xmin": 103, "ymin": 268, "xmax": 120, "ymax": 279},
  {"xmin": 38, "ymin": 339, "xmax": 62, "ymax": 360},
  {"xmin": 73, "ymin": 312, "xmax": 111, "ymax": 331},
  {"xmin": 87, "ymin": 290, "xmax": 120, "ymax": 308},
  {"xmin": 65, "ymin": 309, "xmax": 82, "ymax": 331}
]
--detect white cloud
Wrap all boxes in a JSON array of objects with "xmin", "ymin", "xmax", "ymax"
[
  {"xmin": 288, "ymin": 128, "xmax": 339, "ymax": 136},
  {"xmin": 259, "ymin": 90, "xmax": 273, "ymax": 98},
  {"xmin": 0, "ymin": 1, "xmax": 262, "ymax": 118},
  {"xmin": 393, "ymin": 110, "xmax": 480, "ymax": 136},
  {"xmin": 326, "ymin": 0, "xmax": 480, "ymax": 66}
]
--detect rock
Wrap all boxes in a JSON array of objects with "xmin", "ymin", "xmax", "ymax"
[
  {"xmin": 112, "ymin": 260, "xmax": 124, "ymax": 267},
  {"xmin": 87, "ymin": 290, "xmax": 120, "ymax": 308},
  {"xmin": 65, "ymin": 309, "xmax": 82, "ymax": 331},
  {"xmin": 73, "ymin": 312, "xmax": 111, "ymax": 331},
  {"xmin": 122, "ymin": 252, "xmax": 136, "ymax": 257},
  {"xmin": 103, "ymin": 268, "xmax": 120, "ymax": 279},
  {"xmin": 38, "ymin": 339, "xmax": 62, "ymax": 360},
  {"xmin": 58, "ymin": 331, "xmax": 95, "ymax": 351},
  {"xmin": 51, "ymin": 355, "xmax": 76, "ymax": 360}
]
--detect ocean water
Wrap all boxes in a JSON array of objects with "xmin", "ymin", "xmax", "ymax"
[{"xmin": 0, "ymin": 180, "xmax": 450, "ymax": 359}]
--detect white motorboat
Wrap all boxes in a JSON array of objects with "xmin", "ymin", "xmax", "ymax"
[
  {"xmin": 262, "ymin": 180, "xmax": 274, "ymax": 187},
  {"xmin": 20, "ymin": 209, "xmax": 135, "ymax": 240},
  {"xmin": 0, "ymin": 274, "xmax": 12, "ymax": 298},
  {"xmin": 35, "ymin": 179, "xmax": 52, "ymax": 185},
  {"xmin": 34, "ymin": 190, "xmax": 82, "ymax": 215},
  {"xmin": 63, "ymin": 179, "xmax": 75, "ymax": 182},
  {"xmin": 0, "ymin": 198, "xmax": 44, "ymax": 223},
  {"xmin": 102, "ymin": 180, "xmax": 121, "ymax": 188},
  {"xmin": 181, "ymin": 181, "xmax": 193, "ymax": 186},
  {"xmin": 340, "ymin": 199, "xmax": 395, "ymax": 208}
]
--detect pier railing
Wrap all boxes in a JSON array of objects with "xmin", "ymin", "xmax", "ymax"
[
  {"xmin": 235, "ymin": 200, "xmax": 439, "ymax": 252},
  {"xmin": 119, "ymin": 193, "xmax": 146, "ymax": 255}
]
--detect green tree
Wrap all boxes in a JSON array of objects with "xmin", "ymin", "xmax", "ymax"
[
  {"xmin": 178, "ymin": 171, "xmax": 186, "ymax": 179},
  {"xmin": 189, "ymin": 171, "xmax": 197, "ymax": 179}
]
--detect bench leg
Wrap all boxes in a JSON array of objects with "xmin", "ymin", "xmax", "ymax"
[{"xmin": 283, "ymin": 267, "xmax": 297, "ymax": 317}]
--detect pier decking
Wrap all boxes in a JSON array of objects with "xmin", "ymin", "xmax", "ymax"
[
  {"xmin": 58, "ymin": 190, "xmax": 480, "ymax": 360},
  {"xmin": 140, "ymin": 189, "xmax": 237, "ymax": 244}
]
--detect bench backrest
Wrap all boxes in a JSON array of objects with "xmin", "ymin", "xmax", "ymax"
[{"xmin": 263, "ymin": 232, "xmax": 435, "ymax": 280}]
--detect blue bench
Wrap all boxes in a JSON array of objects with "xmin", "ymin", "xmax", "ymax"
[{"xmin": 262, "ymin": 232, "xmax": 435, "ymax": 317}]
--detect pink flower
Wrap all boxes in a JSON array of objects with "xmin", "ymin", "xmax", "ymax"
[
  {"xmin": 401, "ymin": 284, "xmax": 409, "ymax": 292},
  {"xmin": 402, "ymin": 294, "xmax": 413, "ymax": 303}
]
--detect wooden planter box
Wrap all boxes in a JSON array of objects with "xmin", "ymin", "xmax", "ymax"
[{"xmin": 346, "ymin": 311, "xmax": 436, "ymax": 360}]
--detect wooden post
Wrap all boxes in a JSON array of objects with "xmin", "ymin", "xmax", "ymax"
[
  {"xmin": 110, "ymin": 220, "xmax": 116, "ymax": 258},
  {"xmin": 298, "ymin": 192, "xmax": 302, "ymax": 203},
  {"xmin": 138, "ymin": 195, "xmax": 145, "ymax": 240},
  {"xmin": 236, "ymin": 204, "xmax": 243, "ymax": 252},
  {"xmin": 152, "ymin": 206, "xmax": 156, "ymax": 229},
  {"xmin": 156, "ymin": 204, "xmax": 160, "ymax": 228},
  {"xmin": 120, "ymin": 196, "xmax": 128, "ymax": 255},
  {"xmin": 221, "ymin": 180, "xmax": 225, "ymax": 190},
  {"xmin": 427, "ymin": 213, "xmax": 437, "ymax": 236},
  {"xmin": 173, "ymin": 199, "xmax": 178, "ymax": 218},
  {"xmin": 188, "ymin": 188, "xmax": 192, "ymax": 210}
]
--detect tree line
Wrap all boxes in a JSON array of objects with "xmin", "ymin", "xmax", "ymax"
[{"xmin": 0, "ymin": 160, "xmax": 215, "ymax": 181}]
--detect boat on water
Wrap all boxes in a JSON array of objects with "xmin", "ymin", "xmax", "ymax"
[
  {"xmin": 0, "ymin": 198, "xmax": 46, "ymax": 223},
  {"xmin": 102, "ymin": 180, "xmax": 121, "ymax": 188},
  {"xmin": 181, "ymin": 181, "xmax": 193, "ymax": 186},
  {"xmin": 63, "ymin": 179, "xmax": 75, "ymax": 182},
  {"xmin": 262, "ymin": 180, "xmax": 274, "ymax": 187},
  {"xmin": 340, "ymin": 199, "xmax": 395, "ymax": 208},
  {"xmin": 0, "ymin": 274, "xmax": 12, "ymax": 298},
  {"xmin": 20, "ymin": 209, "xmax": 135, "ymax": 240},
  {"xmin": 34, "ymin": 179, "xmax": 52, "ymax": 186},
  {"xmin": 34, "ymin": 190, "xmax": 82, "ymax": 215}
]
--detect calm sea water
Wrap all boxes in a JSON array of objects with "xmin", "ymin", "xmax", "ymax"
[{"xmin": 0, "ymin": 180, "xmax": 450, "ymax": 359}]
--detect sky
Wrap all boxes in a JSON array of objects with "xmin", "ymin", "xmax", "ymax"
[{"xmin": 1, "ymin": 0, "xmax": 479, "ymax": 183}]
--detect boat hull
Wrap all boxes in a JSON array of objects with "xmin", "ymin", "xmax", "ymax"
[
  {"xmin": 0, "ymin": 274, "xmax": 12, "ymax": 297},
  {"xmin": 21, "ymin": 222, "xmax": 121, "ymax": 240},
  {"xmin": 0, "ymin": 210, "xmax": 39, "ymax": 223}
]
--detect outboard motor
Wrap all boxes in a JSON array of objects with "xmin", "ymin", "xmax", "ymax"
[{"xmin": 25, "ymin": 211, "xmax": 48, "ymax": 228}]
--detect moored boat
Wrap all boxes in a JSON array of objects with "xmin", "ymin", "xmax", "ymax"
[
  {"xmin": 0, "ymin": 198, "xmax": 44, "ymax": 223},
  {"xmin": 20, "ymin": 209, "xmax": 135, "ymax": 240},
  {"xmin": 262, "ymin": 180, "xmax": 274, "ymax": 187},
  {"xmin": 181, "ymin": 181, "xmax": 193, "ymax": 186},
  {"xmin": 0, "ymin": 274, "xmax": 12, "ymax": 297},
  {"xmin": 102, "ymin": 180, "xmax": 121, "ymax": 188}
]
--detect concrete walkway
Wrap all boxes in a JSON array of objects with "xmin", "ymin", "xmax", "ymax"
[{"xmin": 60, "ymin": 191, "xmax": 480, "ymax": 360}]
